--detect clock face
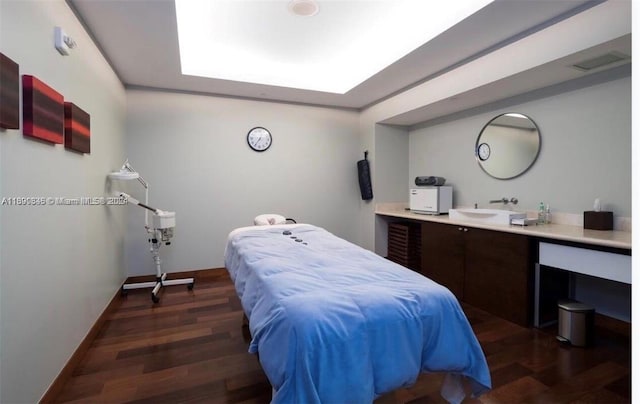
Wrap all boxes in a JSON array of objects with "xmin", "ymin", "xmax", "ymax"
[
  {"xmin": 247, "ymin": 127, "xmax": 272, "ymax": 152},
  {"xmin": 477, "ymin": 142, "xmax": 490, "ymax": 161}
]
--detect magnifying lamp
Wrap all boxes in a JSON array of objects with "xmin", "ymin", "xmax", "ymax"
[
  {"xmin": 108, "ymin": 160, "xmax": 194, "ymax": 303},
  {"xmin": 108, "ymin": 159, "xmax": 150, "ymax": 229}
]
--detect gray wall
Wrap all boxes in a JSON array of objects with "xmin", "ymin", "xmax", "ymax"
[
  {"xmin": 373, "ymin": 124, "xmax": 409, "ymax": 256},
  {"xmin": 374, "ymin": 124, "xmax": 410, "ymax": 203},
  {"xmin": 409, "ymin": 76, "xmax": 631, "ymax": 216},
  {"xmin": 124, "ymin": 90, "xmax": 361, "ymax": 276},
  {"xmin": 0, "ymin": 1, "xmax": 127, "ymax": 402}
]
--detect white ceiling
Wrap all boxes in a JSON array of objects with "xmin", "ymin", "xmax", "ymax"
[{"xmin": 68, "ymin": 0, "xmax": 624, "ymax": 113}]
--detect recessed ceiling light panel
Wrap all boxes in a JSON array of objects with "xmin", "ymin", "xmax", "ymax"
[{"xmin": 175, "ymin": 0, "xmax": 494, "ymax": 94}]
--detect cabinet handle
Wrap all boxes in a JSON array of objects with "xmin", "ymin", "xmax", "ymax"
[
  {"xmin": 458, "ymin": 227, "xmax": 463, "ymax": 231},
  {"xmin": 463, "ymin": 228, "xmax": 469, "ymax": 232}
]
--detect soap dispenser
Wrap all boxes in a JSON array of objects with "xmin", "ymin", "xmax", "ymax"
[
  {"xmin": 545, "ymin": 204, "xmax": 551, "ymax": 224},
  {"xmin": 537, "ymin": 202, "xmax": 545, "ymax": 224}
]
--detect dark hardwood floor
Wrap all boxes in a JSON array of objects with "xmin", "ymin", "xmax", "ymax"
[{"xmin": 53, "ymin": 269, "xmax": 630, "ymax": 403}]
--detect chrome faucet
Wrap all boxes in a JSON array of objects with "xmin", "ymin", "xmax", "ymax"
[
  {"xmin": 489, "ymin": 197, "xmax": 518, "ymax": 205},
  {"xmin": 489, "ymin": 197, "xmax": 509, "ymax": 204}
]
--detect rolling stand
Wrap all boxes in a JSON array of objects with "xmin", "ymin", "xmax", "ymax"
[{"xmin": 121, "ymin": 225, "xmax": 194, "ymax": 303}]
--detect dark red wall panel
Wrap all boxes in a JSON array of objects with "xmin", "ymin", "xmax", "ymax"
[
  {"xmin": 64, "ymin": 102, "xmax": 90, "ymax": 153},
  {"xmin": 0, "ymin": 53, "xmax": 20, "ymax": 129},
  {"xmin": 22, "ymin": 75, "xmax": 64, "ymax": 144}
]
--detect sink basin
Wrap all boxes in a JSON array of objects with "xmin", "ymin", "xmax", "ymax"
[{"xmin": 448, "ymin": 208, "xmax": 526, "ymax": 226}]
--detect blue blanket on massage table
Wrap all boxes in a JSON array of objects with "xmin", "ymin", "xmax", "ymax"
[{"xmin": 225, "ymin": 224, "xmax": 491, "ymax": 403}]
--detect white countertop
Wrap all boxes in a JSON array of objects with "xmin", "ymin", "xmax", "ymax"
[{"xmin": 375, "ymin": 206, "xmax": 631, "ymax": 250}]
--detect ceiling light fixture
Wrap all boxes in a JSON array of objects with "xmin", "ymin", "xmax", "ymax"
[
  {"xmin": 175, "ymin": 0, "xmax": 493, "ymax": 94},
  {"xmin": 288, "ymin": 0, "xmax": 319, "ymax": 17}
]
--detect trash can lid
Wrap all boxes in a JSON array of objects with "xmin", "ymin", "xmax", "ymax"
[{"xmin": 558, "ymin": 300, "xmax": 594, "ymax": 312}]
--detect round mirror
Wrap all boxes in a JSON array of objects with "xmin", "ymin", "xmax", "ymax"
[{"xmin": 475, "ymin": 113, "xmax": 541, "ymax": 179}]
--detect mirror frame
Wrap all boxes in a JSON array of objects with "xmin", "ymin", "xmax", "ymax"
[{"xmin": 475, "ymin": 112, "xmax": 541, "ymax": 180}]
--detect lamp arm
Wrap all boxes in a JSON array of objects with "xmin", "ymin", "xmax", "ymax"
[
  {"xmin": 121, "ymin": 160, "xmax": 148, "ymax": 189},
  {"xmin": 120, "ymin": 160, "xmax": 150, "ymax": 227},
  {"xmin": 119, "ymin": 192, "xmax": 159, "ymax": 214},
  {"xmin": 144, "ymin": 186, "xmax": 149, "ymax": 229},
  {"xmin": 136, "ymin": 174, "xmax": 149, "ymax": 190}
]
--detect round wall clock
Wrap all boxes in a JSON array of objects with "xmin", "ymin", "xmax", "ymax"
[
  {"xmin": 247, "ymin": 127, "xmax": 272, "ymax": 152},
  {"xmin": 477, "ymin": 142, "xmax": 491, "ymax": 161}
]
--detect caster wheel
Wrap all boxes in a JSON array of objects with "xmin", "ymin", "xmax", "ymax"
[
  {"xmin": 151, "ymin": 293, "xmax": 160, "ymax": 304},
  {"xmin": 188, "ymin": 282, "xmax": 194, "ymax": 291}
]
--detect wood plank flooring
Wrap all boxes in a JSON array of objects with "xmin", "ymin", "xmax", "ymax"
[{"xmin": 52, "ymin": 269, "xmax": 630, "ymax": 403}]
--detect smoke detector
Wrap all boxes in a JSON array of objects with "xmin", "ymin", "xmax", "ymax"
[{"xmin": 288, "ymin": 0, "xmax": 319, "ymax": 17}]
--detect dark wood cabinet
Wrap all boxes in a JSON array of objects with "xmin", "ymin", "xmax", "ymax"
[
  {"xmin": 387, "ymin": 222, "xmax": 422, "ymax": 272},
  {"xmin": 463, "ymin": 227, "xmax": 533, "ymax": 326},
  {"xmin": 421, "ymin": 221, "xmax": 465, "ymax": 299},
  {"xmin": 421, "ymin": 221, "xmax": 533, "ymax": 326}
]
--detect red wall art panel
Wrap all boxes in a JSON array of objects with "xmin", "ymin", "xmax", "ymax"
[
  {"xmin": 0, "ymin": 53, "xmax": 20, "ymax": 129},
  {"xmin": 22, "ymin": 75, "xmax": 64, "ymax": 144},
  {"xmin": 64, "ymin": 102, "xmax": 90, "ymax": 153}
]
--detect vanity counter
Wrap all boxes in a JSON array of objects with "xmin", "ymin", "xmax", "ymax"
[{"xmin": 375, "ymin": 206, "xmax": 631, "ymax": 250}]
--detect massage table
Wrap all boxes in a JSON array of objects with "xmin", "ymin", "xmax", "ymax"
[{"xmin": 224, "ymin": 224, "xmax": 491, "ymax": 403}]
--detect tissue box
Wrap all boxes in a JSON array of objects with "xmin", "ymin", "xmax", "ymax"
[{"xmin": 583, "ymin": 211, "xmax": 613, "ymax": 230}]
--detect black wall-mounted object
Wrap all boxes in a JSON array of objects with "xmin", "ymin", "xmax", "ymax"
[{"xmin": 357, "ymin": 151, "xmax": 373, "ymax": 201}]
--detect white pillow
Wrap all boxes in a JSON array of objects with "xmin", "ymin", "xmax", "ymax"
[{"xmin": 254, "ymin": 214, "xmax": 287, "ymax": 226}]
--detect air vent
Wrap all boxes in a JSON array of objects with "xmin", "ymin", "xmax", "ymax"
[{"xmin": 571, "ymin": 52, "xmax": 630, "ymax": 72}]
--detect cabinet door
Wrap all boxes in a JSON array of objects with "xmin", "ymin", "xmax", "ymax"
[
  {"xmin": 464, "ymin": 227, "xmax": 532, "ymax": 326},
  {"xmin": 421, "ymin": 222, "xmax": 465, "ymax": 299}
]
